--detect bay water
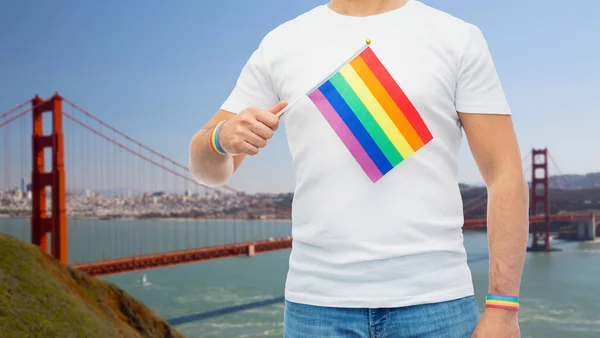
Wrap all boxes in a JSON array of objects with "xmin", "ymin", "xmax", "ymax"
[{"xmin": 1, "ymin": 218, "xmax": 599, "ymax": 338}]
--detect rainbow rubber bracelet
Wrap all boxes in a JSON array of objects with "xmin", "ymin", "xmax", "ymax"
[
  {"xmin": 209, "ymin": 120, "xmax": 227, "ymax": 155},
  {"xmin": 485, "ymin": 294, "xmax": 520, "ymax": 311}
]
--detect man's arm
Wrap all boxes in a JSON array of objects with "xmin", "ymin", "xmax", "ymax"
[
  {"xmin": 461, "ymin": 113, "xmax": 529, "ymax": 296},
  {"xmin": 189, "ymin": 102, "xmax": 287, "ymax": 187},
  {"xmin": 461, "ymin": 113, "xmax": 529, "ymax": 295},
  {"xmin": 461, "ymin": 113, "xmax": 528, "ymax": 335}
]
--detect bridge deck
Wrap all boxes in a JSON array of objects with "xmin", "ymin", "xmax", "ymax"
[
  {"xmin": 73, "ymin": 213, "xmax": 596, "ymax": 277},
  {"xmin": 73, "ymin": 237, "xmax": 292, "ymax": 276}
]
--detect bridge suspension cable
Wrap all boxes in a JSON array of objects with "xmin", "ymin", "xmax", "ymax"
[
  {"xmin": 0, "ymin": 97, "xmax": 56, "ymax": 129},
  {"xmin": 62, "ymin": 112, "xmax": 208, "ymax": 187},
  {"xmin": 61, "ymin": 98, "xmax": 239, "ymax": 194},
  {"xmin": 0, "ymin": 99, "xmax": 31, "ymax": 120},
  {"xmin": 0, "ymin": 108, "xmax": 32, "ymax": 129},
  {"xmin": 548, "ymin": 153, "xmax": 572, "ymax": 189}
]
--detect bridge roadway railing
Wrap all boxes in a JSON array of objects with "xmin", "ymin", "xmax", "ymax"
[{"xmin": 72, "ymin": 237, "xmax": 293, "ymax": 276}]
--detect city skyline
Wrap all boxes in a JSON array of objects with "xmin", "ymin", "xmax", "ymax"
[{"xmin": 1, "ymin": 0, "xmax": 598, "ymax": 193}]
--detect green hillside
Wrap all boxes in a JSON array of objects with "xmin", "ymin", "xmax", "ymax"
[{"xmin": 0, "ymin": 233, "xmax": 184, "ymax": 338}]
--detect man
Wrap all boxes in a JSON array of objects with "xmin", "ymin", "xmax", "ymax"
[{"xmin": 189, "ymin": 0, "xmax": 529, "ymax": 336}]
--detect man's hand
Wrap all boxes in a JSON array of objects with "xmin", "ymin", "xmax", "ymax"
[
  {"xmin": 219, "ymin": 101, "xmax": 287, "ymax": 156},
  {"xmin": 472, "ymin": 308, "xmax": 520, "ymax": 338}
]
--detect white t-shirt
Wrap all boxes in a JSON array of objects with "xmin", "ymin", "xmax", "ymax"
[{"xmin": 221, "ymin": 0, "xmax": 510, "ymax": 308}]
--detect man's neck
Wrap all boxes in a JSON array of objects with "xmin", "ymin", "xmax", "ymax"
[{"xmin": 327, "ymin": 0, "xmax": 410, "ymax": 17}]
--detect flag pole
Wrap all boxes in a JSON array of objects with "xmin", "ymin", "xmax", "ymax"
[{"xmin": 275, "ymin": 39, "xmax": 371, "ymax": 118}]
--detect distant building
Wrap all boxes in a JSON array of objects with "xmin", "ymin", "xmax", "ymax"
[{"xmin": 20, "ymin": 177, "xmax": 25, "ymax": 193}]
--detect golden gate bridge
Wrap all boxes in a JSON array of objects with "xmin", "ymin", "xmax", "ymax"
[{"xmin": 1, "ymin": 94, "xmax": 598, "ymax": 277}]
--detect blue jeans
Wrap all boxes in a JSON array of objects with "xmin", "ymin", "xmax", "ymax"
[{"xmin": 284, "ymin": 296, "xmax": 479, "ymax": 337}]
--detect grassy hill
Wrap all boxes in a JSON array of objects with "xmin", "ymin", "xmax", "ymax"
[{"xmin": 0, "ymin": 233, "xmax": 184, "ymax": 338}]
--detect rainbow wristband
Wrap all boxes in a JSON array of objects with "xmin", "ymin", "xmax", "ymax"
[
  {"xmin": 485, "ymin": 294, "xmax": 520, "ymax": 311},
  {"xmin": 209, "ymin": 120, "xmax": 227, "ymax": 155}
]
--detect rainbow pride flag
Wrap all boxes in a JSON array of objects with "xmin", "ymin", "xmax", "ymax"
[{"xmin": 307, "ymin": 42, "xmax": 433, "ymax": 182}]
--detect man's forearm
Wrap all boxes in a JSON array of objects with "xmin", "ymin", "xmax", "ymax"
[
  {"xmin": 486, "ymin": 170, "xmax": 529, "ymax": 296},
  {"xmin": 188, "ymin": 128, "xmax": 234, "ymax": 187}
]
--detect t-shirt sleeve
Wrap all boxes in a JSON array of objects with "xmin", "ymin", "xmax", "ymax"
[
  {"xmin": 455, "ymin": 24, "xmax": 511, "ymax": 115},
  {"xmin": 220, "ymin": 42, "xmax": 279, "ymax": 114}
]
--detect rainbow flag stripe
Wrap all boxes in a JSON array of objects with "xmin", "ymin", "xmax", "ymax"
[
  {"xmin": 485, "ymin": 294, "xmax": 520, "ymax": 311},
  {"xmin": 308, "ymin": 46, "xmax": 433, "ymax": 182}
]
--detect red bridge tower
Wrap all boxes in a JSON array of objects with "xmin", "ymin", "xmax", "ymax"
[
  {"xmin": 31, "ymin": 94, "xmax": 68, "ymax": 264},
  {"xmin": 529, "ymin": 148, "xmax": 551, "ymax": 251}
]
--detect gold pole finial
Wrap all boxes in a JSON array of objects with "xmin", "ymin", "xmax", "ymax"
[{"xmin": 366, "ymin": 39, "xmax": 371, "ymax": 45}]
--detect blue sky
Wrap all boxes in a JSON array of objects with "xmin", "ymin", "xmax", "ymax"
[{"xmin": 1, "ymin": 0, "xmax": 598, "ymax": 193}]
